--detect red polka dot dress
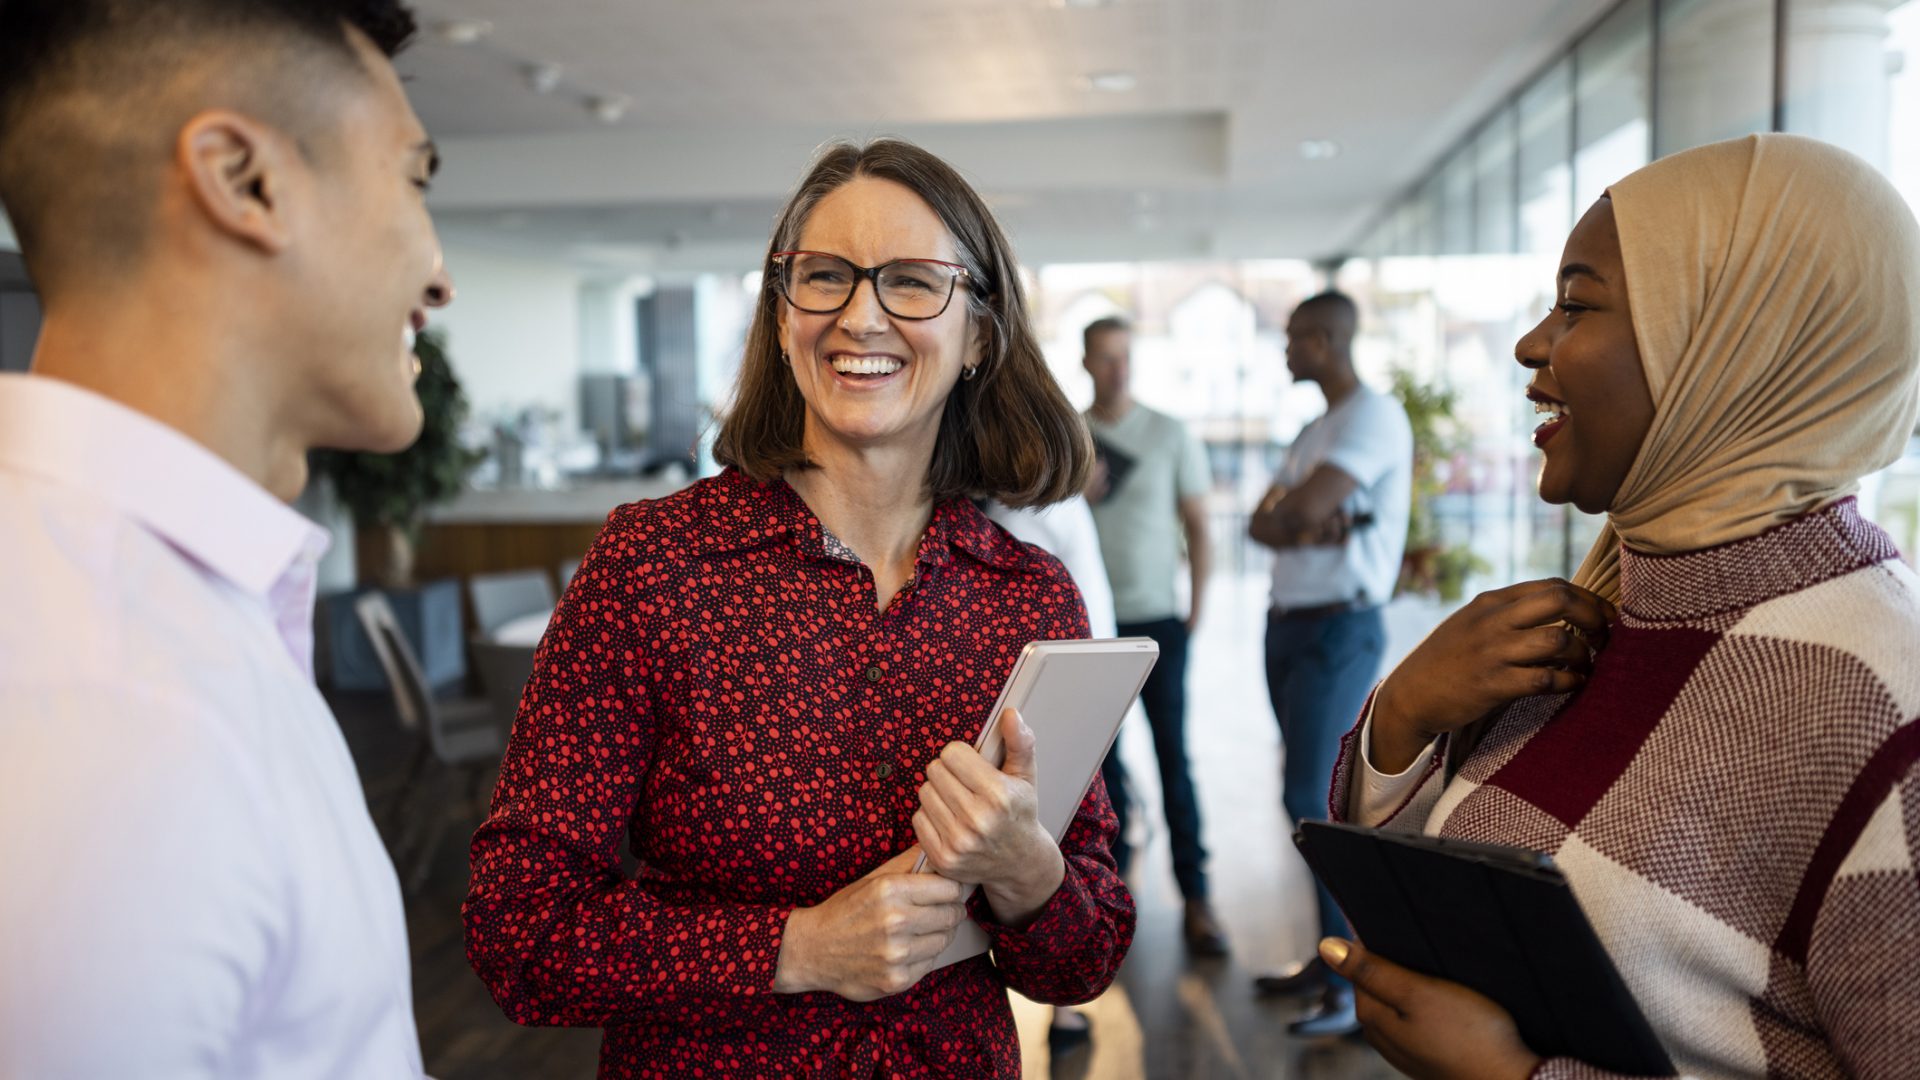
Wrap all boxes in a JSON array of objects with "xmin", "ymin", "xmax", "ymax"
[{"xmin": 463, "ymin": 467, "xmax": 1136, "ymax": 1078}]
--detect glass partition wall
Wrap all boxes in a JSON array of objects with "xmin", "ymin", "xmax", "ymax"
[{"xmin": 1339, "ymin": 0, "xmax": 1920, "ymax": 584}]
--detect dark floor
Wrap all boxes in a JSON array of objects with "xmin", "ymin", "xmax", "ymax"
[{"xmin": 332, "ymin": 575, "xmax": 1424, "ymax": 1079}]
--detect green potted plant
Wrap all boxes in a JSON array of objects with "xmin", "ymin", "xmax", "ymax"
[
  {"xmin": 1390, "ymin": 366, "xmax": 1490, "ymax": 602},
  {"xmin": 312, "ymin": 328, "xmax": 485, "ymax": 588}
]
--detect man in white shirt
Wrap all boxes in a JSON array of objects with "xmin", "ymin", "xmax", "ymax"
[
  {"xmin": 0, "ymin": 2, "xmax": 452, "ymax": 1076},
  {"xmin": 1246, "ymin": 292, "xmax": 1412, "ymax": 1036}
]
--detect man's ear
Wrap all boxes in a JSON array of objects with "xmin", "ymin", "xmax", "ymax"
[{"xmin": 176, "ymin": 109, "xmax": 296, "ymax": 255}]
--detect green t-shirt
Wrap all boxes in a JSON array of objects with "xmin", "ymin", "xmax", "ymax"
[{"xmin": 1085, "ymin": 403, "xmax": 1211, "ymax": 624}]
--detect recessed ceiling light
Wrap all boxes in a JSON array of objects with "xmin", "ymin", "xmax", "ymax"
[
  {"xmin": 522, "ymin": 63, "xmax": 563, "ymax": 94},
  {"xmin": 432, "ymin": 18, "xmax": 493, "ymax": 45},
  {"xmin": 1078, "ymin": 71, "xmax": 1137, "ymax": 93},
  {"xmin": 589, "ymin": 95, "xmax": 633, "ymax": 124},
  {"xmin": 1050, "ymin": 0, "xmax": 1117, "ymax": 8},
  {"xmin": 1299, "ymin": 139, "xmax": 1341, "ymax": 161}
]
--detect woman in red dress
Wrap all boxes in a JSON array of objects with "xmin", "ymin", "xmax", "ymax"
[{"xmin": 463, "ymin": 138, "xmax": 1134, "ymax": 1079}]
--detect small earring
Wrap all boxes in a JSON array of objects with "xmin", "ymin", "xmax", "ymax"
[
  {"xmin": 781, "ymin": 350, "xmax": 791, "ymax": 367},
  {"xmin": 962, "ymin": 365, "xmax": 979, "ymax": 381}
]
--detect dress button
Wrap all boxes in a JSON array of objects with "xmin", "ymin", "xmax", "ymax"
[
  {"xmin": 874, "ymin": 763, "xmax": 894, "ymax": 780},
  {"xmin": 864, "ymin": 665, "xmax": 883, "ymax": 683}
]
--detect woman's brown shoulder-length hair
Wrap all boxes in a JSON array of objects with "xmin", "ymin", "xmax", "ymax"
[{"xmin": 711, "ymin": 138, "xmax": 1092, "ymax": 510}]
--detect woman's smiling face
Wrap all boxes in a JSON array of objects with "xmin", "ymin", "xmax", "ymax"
[
  {"xmin": 775, "ymin": 175, "xmax": 981, "ymax": 461},
  {"xmin": 1515, "ymin": 196, "xmax": 1657, "ymax": 515}
]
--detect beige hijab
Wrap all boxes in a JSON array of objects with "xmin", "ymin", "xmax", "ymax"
[{"xmin": 1573, "ymin": 133, "xmax": 1920, "ymax": 602}]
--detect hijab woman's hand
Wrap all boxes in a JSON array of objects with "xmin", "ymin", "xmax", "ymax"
[
  {"xmin": 1319, "ymin": 937, "xmax": 1542, "ymax": 1080},
  {"xmin": 1371, "ymin": 578, "xmax": 1617, "ymax": 773}
]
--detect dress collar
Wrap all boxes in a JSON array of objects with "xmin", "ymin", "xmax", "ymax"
[{"xmin": 695, "ymin": 466, "xmax": 1029, "ymax": 571}]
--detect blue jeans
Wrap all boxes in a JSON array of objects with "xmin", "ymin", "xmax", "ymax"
[
  {"xmin": 1266, "ymin": 605, "xmax": 1386, "ymax": 981},
  {"xmin": 1100, "ymin": 616, "xmax": 1210, "ymax": 901}
]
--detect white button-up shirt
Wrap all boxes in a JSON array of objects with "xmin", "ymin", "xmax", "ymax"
[{"xmin": 0, "ymin": 374, "xmax": 424, "ymax": 1079}]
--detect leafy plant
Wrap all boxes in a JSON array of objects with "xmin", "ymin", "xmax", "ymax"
[
  {"xmin": 311, "ymin": 328, "xmax": 485, "ymax": 534},
  {"xmin": 1390, "ymin": 366, "xmax": 1489, "ymax": 599}
]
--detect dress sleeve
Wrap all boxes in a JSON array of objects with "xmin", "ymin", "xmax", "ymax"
[
  {"xmin": 462, "ymin": 520, "xmax": 790, "ymax": 1027},
  {"xmin": 971, "ymin": 775, "xmax": 1133, "ymax": 1005},
  {"xmin": 968, "ymin": 588, "xmax": 1136, "ymax": 1005}
]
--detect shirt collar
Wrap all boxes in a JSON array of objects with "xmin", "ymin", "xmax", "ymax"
[
  {"xmin": 697, "ymin": 466, "xmax": 1030, "ymax": 571},
  {"xmin": 0, "ymin": 374, "xmax": 328, "ymax": 599}
]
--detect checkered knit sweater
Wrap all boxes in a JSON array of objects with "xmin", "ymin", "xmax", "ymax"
[{"xmin": 1333, "ymin": 499, "xmax": 1920, "ymax": 1079}]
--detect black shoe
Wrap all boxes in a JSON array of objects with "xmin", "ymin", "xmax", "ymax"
[
  {"xmin": 1047, "ymin": 1007, "xmax": 1093, "ymax": 1057},
  {"xmin": 1253, "ymin": 955, "xmax": 1331, "ymax": 998},
  {"xmin": 1286, "ymin": 985, "xmax": 1359, "ymax": 1038},
  {"xmin": 1182, "ymin": 900, "xmax": 1231, "ymax": 958}
]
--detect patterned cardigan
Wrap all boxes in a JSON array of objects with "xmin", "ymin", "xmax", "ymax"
[{"xmin": 1332, "ymin": 499, "xmax": 1920, "ymax": 1079}]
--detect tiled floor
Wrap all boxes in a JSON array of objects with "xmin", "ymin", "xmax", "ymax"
[{"xmin": 333, "ymin": 572, "xmax": 1448, "ymax": 1079}]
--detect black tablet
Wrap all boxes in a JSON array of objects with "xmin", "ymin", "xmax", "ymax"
[{"xmin": 1294, "ymin": 820, "xmax": 1674, "ymax": 1076}]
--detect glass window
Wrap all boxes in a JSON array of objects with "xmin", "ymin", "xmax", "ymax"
[
  {"xmin": 1519, "ymin": 58, "xmax": 1574, "ymax": 257},
  {"xmin": 1782, "ymin": 0, "xmax": 1920, "ymax": 565},
  {"xmin": 1657, "ymin": 0, "xmax": 1775, "ymax": 156},
  {"xmin": 1474, "ymin": 106, "xmax": 1518, "ymax": 254},
  {"xmin": 1439, "ymin": 147, "xmax": 1476, "ymax": 255},
  {"xmin": 1574, "ymin": 0, "xmax": 1653, "ymax": 210},
  {"xmin": 1410, "ymin": 175, "xmax": 1444, "ymax": 257}
]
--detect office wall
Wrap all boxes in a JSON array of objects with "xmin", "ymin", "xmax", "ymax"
[{"xmin": 431, "ymin": 243, "xmax": 585, "ymax": 435}]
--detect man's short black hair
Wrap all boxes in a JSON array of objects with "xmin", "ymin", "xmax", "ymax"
[
  {"xmin": 1083, "ymin": 315, "xmax": 1131, "ymax": 353},
  {"xmin": 0, "ymin": 0, "xmax": 419, "ymax": 287},
  {"xmin": 1294, "ymin": 290, "xmax": 1358, "ymax": 326}
]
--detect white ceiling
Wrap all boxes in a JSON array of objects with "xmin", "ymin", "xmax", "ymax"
[{"xmin": 404, "ymin": 0, "xmax": 1616, "ymax": 272}]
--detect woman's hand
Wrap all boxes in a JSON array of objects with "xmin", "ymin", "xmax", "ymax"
[
  {"xmin": 1321, "ymin": 937, "xmax": 1542, "ymax": 1080},
  {"xmin": 1371, "ymin": 578, "xmax": 1616, "ymax": 773},
  {"xmin": 773, "ymin": 847, "xmax": 968, "ymax": 1002},
  {"xmin": 914, "ymin": 709, "xmax": 1065, "ymax": 928}
]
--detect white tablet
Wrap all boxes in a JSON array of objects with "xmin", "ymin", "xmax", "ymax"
[{"xmin": 924, "ymin": 637, "xmax": 1159, "ymax": 970}]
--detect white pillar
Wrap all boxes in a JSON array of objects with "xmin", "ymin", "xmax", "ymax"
[
  {"xmin": 1785, "ymin": 0, "xmax": 1902, "ymax": 169},
  {"xmin": 577, "ymin": 276, "xmax": 649, "ymax": 376}
]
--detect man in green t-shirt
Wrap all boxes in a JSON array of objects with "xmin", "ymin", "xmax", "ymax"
[{"xmin": 1082, "ymin": 316, "xmax": 1227, "ymax": 956}]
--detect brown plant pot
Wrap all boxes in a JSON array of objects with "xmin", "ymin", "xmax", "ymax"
[{"xmin": 355, "ymin": 523, "xmax": 417, "ymax": 590}]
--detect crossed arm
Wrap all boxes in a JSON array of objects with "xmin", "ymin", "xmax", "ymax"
[{"xmin": 1248, "ymin": 463, "xmax": 1360, "ymax": 550}]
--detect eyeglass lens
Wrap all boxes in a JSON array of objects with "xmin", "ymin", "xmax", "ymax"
[{"xmin": 781, "ymin": 253, "xmax": 958, "ymax": 319}]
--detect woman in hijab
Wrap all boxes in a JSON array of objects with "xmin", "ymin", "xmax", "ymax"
[{"xmin": 1317, "ymin": 134, "xmax": 1920, "ymax": 1079}]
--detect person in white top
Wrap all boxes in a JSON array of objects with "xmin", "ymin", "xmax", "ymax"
[
  {"xmin": 0, "ymin": 2, "xmax": 452, "ymax": 1076},
  {"xmin": 982, "ymin": 493, "xmax": 1116, "ymax": 1058},
  {"xmin": 984, "ymin": 497, "xmax": 1118, "ymax": 639},
  {"xmin": 1246, "ymin": 291, "xmax": 1412, "ymax": 1036}
]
